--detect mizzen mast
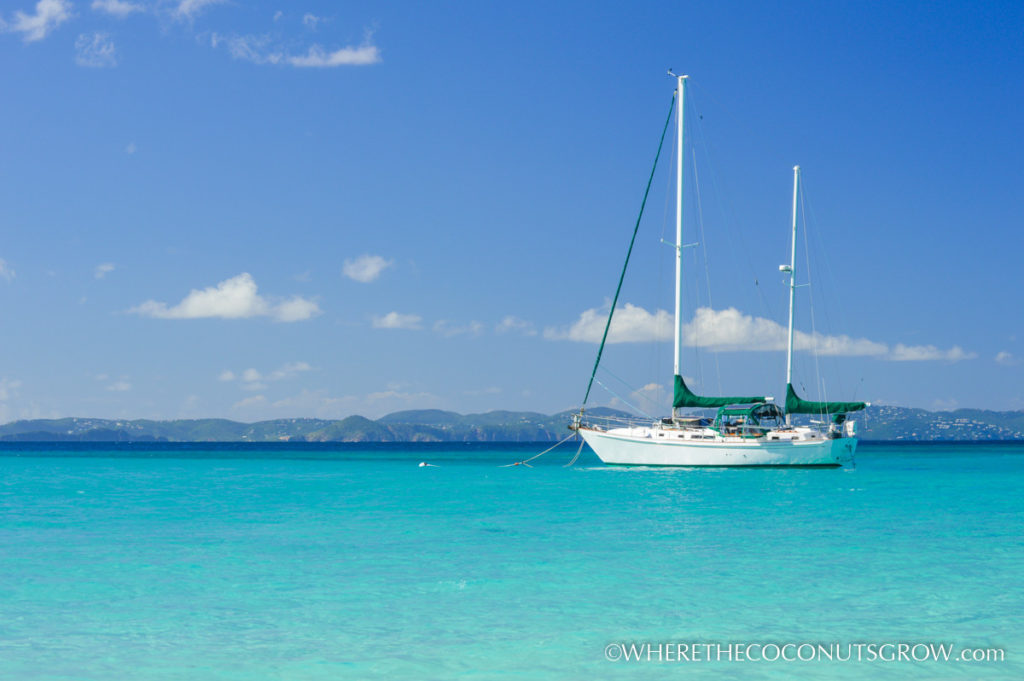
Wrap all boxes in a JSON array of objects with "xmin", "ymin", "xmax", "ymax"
[{"xmin": 782, "ymin": 165, "xmax": 801, "ymax": 425}]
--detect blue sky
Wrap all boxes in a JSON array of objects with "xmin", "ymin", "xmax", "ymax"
[{"xmin": 0, "ymin": 0, "xmax": 1021, "ymax": 422}]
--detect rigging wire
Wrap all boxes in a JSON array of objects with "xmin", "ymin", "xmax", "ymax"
[
  {"xmin": 653, "ymin": 104, "xmax": 678, "ymax": 405},
  {"xmin": 593, "ymin": 378, "xmax": 655, "ymax": 420},
  {"xmin": 581, "ymin": 93, "xmax": 676, "ymax": 409},
  {"xmin": 597, "ymin": 364, "xmax": 664, "ymax": 416},
  {"xmin": 689, "ymin": 230, "xmax": 705, "ymax": 392},
  {"xmin": 692, "ymin": 149, "xmax": 724, "ymax": 395},
  {"xmin": 800, "ymin": 185, "xmax": 828, "ymax": 417},
  {"xmin": 688, "ymin": 82, "xmax": 775, "ymax": 322},
  {"xmin": 683, "ymin": 79, "xmax": 776, "ymax": 401},
  {"xmin": 801, "ymin": 180, "xmax": 853, "ymax": 399}
]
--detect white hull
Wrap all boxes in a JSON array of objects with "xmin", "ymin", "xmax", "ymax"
[{"xmin": 579, "ymin": 427, "xmax": 855, "ymax": 467}]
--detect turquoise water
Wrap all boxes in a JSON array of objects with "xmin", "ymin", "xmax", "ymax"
[{"xmin": 1, "ymin": 442, "xmax": 1021, "ymax": 680}]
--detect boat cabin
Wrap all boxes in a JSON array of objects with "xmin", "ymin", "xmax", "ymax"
[{"xmin": 711, "ymin": 402, "xmax": 785, "ymax": 438}]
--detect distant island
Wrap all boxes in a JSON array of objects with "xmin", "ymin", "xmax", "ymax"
[{"xmin": 0, "ymin": 405, "xmax": 1022, "ymax": 442}]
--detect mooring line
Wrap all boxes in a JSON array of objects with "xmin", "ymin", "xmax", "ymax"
[
  {"xmin": 500, "ymin": 432, "xmax": 577, "ymax": 468},
  {"xmin": 563, "ymin": 438, "xmax": 586, "ymax": 467}
]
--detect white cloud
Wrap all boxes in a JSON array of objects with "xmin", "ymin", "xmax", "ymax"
[
  {"xmin": 496, "ymin": 315, "xmax": 536, "ymax": 336},
  {"xmin": 433, "ymin": 320, "xmax": 483, "ymax": 338},
  {"xmin": 91, "ymin": 0, "xmax": 143, "ymax": 17},
  {"xmin": 544, "ymin": 302, "xmax": 672, "ymax": 344},
  {"xmin": 0, "ymin": 259, "xmax": 15, "ymax": 282},
  {"xmin": 287, "ymin": 43, "xmax": 380, "ymax": 67},
  {"xmin": 274, "ymin": 296, "xmax": 321, "ymax": 322},
  {"xmin": 90, "ymin": 374, "xmax": 132, "ymax": 392},
  {"xmin": 546, "ymin": 303, "xmax": 973, "ymax": 362},
  {"xmin": 342, "ymin": 254, "xmax": 392, "ymax": 283},
  {"xmin": 633, "ymin": 381, "xmax": 667, "ymax": 402},
  {"xmin": 302, "ymin": 12, "xmax": 320, "ymax": 30},
  {"xmin": 372, "ymin": 312, "xmax": 422, "ymax": 330},
  {"xmin": 268, "ymin": 361, "xmax": 312, "ymax": 380},
  {"xmin": 888, "ymin": 344, "xmax": 976, "ymax": 362},
  {"xmin": 94, "ymin": 262, "xmax": 115, "ymax": 279},
  {"xmin": 0, "ymin": 378, "xmax": 23, "ymax": 402},
  {"xmin": 608, "ymin": 382, "xmax": 668, "ymax": 414},
  {"xmin": 215, "ymin": 33, "xmax": 283, "ymax": 65},
  {"xmin": 222, "ymin": 362, "xmax": 312, "ymax": 392},
  {"xmin": 272, "ymin": 10, "xmax": 282, "ymax": 21},
  {"xmin": 232, "ymin": 394, "xmax": 266, "ymax": 410},
  {"xmin": 210, "ymin": 32, "xmax": 380, "ymax": 69},
  {"xmin": 125, "ymin": 142, "xmax": 137, "ymax": 154},
  {"xmin": 686, "ymin": 307, "xmax": 890, "ymax": 356},
  {"xmin": 129, "ymin": 272, "xmax": 321, "ymax": 322},
  {"xmin": 995, "ymin": 351, "xmax": 1018, "ymax": 366},
  {"xmin": 7, "ymin": 0, "xmax": 71, "ymax": 42},
  {"xmin": 75, "ymin": 32, "xmax": 117, "ymax": 67},
  {"xmin": 174, "ymin": 0, "xmax": 224, "ymax": 20}
]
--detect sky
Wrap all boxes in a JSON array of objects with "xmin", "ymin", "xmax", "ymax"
[{"xmin": 0, "ymin": 0, "xmax": 1022, "ymax": 422}]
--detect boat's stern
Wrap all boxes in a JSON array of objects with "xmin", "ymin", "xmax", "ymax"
[{"xmin": 833, "ymin": 433, "xmax": 858, "ymax": 466}]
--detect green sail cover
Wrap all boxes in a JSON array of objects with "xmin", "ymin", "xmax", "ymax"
[
  {"xmin": 673, "ymin": 375, "xmax": 765, "ymax": 409},
  {"xmin": 785, "ymin": 383, "xmax": 866, "ymax": 415}
]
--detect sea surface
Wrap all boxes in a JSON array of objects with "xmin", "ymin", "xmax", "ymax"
[{"xmin": 0, "ymin": 441, "xmax": 1020, "ymax": 680}]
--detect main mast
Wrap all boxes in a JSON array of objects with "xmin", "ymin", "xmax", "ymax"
[
  {"xmin": 783, "ymin": 165, "xmax": 800, "ymax": 425},
  {"xmin": 672, "ymin": 74, "xmax": 687, "ymax": 418}
]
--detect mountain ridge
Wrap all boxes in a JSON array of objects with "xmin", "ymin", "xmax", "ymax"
[{"xmin": 0, "ymin": 405, "xmax": 1021, "ymax": 442}]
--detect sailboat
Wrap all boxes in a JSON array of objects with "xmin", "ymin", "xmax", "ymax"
[{"xmin": 572, "ymin": 74, "xmax": 866, "ymax": 467}]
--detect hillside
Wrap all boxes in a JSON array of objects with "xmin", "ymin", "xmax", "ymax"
[{"xmin": 0, "ymin": 406, "xmax": 1021, "ymax": 442}]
